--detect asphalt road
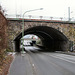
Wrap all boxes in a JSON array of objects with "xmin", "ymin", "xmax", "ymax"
[{"xmin": 8, "ymin": 46, "xmax": 75, "ymax": 75}]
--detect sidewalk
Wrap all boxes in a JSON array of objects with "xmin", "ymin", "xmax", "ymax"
[{"xmin": 8, "ymin": 53, "xmax": 33, "ymax": 75}]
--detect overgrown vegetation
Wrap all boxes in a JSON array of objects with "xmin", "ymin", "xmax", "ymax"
[
  {"xmin": 6, "ymin": 49, "xmax": 13, "ymax": 52},
  {"xmin": 0, "ymin": 49, "xmax": 6, "ymax": 65},
  {"xmin": 0, "ymin": 54, "xmax": 13, "ymax": 75},
  {"xmin": 0, "ymin": 49, "xmax": 13, "ymax": 75},
  {"xmin": 68, "ymin": 25, "xmax": 75, "ymax": 42},
  {"xmin": 36, "ymin": 39, "xmax": 42, "ymax": 45},
  {"xmin": 0, "ymin": 4, "xmax": 6, "ymax": 14},
  {"xmin": 0, "ymin": 48, "xmax": 13, "ymax": 75}
]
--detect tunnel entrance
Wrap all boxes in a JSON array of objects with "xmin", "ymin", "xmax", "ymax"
[{"xmin": 14, "ymin": 26, "xmax": 69, "ymax": 52}]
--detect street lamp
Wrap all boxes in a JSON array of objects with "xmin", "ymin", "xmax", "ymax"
[{"xmin": 22, "ymin": 8, "xmax": 43, "ymax": 53}]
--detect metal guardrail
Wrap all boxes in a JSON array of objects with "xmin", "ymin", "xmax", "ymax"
[{"xmin": 5, "ymin": 14, "xmax": 75, "ymax": 21}]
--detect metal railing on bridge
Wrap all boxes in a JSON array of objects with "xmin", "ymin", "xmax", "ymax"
[{"xmin": 5, "ymin": 14, "xmax": 75, "ymax": 21}]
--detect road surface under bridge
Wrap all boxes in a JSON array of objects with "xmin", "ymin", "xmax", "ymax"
[{"xmin": 8, "ymin": 50, "xmax": 75, "ymax": 75}]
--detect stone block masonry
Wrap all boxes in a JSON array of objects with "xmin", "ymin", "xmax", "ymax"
[
  {"xmin": 0, "ymin": 11, "xmax": 7, "ymax": 50},
  {"xmin": 7, "ymin": 19, "xmax": 75, "ymax": 51}
]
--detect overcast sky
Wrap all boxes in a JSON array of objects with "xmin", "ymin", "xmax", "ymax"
[{"xmin": 0, "ymin": 0, "xmax": 75, "ymax": 18}]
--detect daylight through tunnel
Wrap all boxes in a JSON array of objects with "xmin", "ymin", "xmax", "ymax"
[{"xmin": 14, "ymin": 26, "xmax": 69, "ymax": 52}]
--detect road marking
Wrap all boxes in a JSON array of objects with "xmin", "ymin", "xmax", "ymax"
[
  {"xmin": 32, "ymin": 64, "xmax": 34, "ymax": 67},
  {"xmin": 42, "ymin": 53, "xmax": 75, "ymax": 64},
  {"xmin": 50, "ymin": 55, "xmax": 75, "ymax": 64},
  {"xmin": 27, "ymin": 54, "xmax": 37, "ymax": 75},
  {"xmin": 53, "ymin": 54, "xmax": 75, "ymax": 61}
]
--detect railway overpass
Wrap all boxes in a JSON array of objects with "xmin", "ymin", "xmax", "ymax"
[{"xmin": 6, "ymin": 18, "xmax": 75, "ymax": 52}]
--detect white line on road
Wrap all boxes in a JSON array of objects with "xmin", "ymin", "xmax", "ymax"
[
  {"xmin": 32, "ymin": 64, "xmax": 34, "ymax": 67},
  {"xmin": 50, "ymin": 55, "xmax": 75, "ymax": 64},
  {"xmin": 42, "ymin": 53, "xmax": 75, "ymax": 64}
]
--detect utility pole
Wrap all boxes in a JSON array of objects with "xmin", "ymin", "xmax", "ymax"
[{"xmin": 68, "ymin": 7, "xmax": 70, "ymax": 21}]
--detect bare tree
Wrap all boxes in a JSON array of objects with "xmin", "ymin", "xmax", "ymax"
[
  {"xmin": 0, "ymin": 4, "xmax": 7, "ymax": 15},
  {"xmin": 0, "ymin": 5, "xmax": 2, "ymax": 11}
]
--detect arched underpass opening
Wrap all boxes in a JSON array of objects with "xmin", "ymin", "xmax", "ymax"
[
  {"xmin": 19, "ymin": 34, "xmax": 43, "ymax": 52},
  {"xmin": 14, "ymin": 26, "xmax": 69, "ymax": 52}
]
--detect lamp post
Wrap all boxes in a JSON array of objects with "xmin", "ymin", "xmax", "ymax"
[{"xmin": 22, "ymin": 8, "xmax": 43, "ymax": 53}]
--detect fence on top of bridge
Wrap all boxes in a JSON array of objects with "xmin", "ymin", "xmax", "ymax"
[{"xmin": 5, "ymin": 14, "xmax": 75, "ymax": 21}]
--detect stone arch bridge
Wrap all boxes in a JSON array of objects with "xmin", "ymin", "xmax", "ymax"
[{"xmin": 7, "ymin": 18, "xmax": 75, "ymax": 52}]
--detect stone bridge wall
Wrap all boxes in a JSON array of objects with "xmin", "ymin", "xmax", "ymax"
[
  {"xmin": 0, "ymin": 11, "xmax": 7, "ymax": 51},
  {"xmin": 7, "ymin": 19, "xmax": 75, "ymax": 50}
]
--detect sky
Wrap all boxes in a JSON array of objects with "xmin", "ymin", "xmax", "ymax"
[
  {"xmin": 23, "ymin": 34, "xmax": 38, "ymax": 39},
  {"xmin": 0, "ymin": 0, "xmax": 75, "ymax": 18}
]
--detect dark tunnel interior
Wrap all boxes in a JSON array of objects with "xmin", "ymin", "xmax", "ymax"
[{"xmin": 14, "ymin": 26, "xmax": 69, "ymax": 52}]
